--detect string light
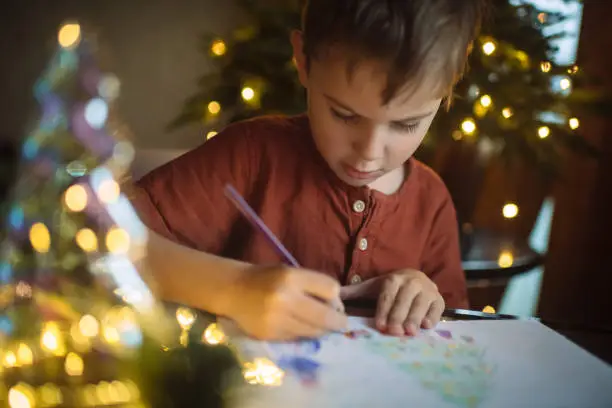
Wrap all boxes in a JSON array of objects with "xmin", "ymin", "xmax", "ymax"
[
  {"xmin": 503, "ymin": 203, "xmax": 519, "ymax": 219},
  {"xmin": 482, "ymin": 305, "xmax": 497, "ymax": 314},
  {"xmin": 16, "ymin": 344, "xmax": 33, "ymax": 366},
  {"xmin": 41, "ymin": 322, "xmax": 66, "ymax": 356},
  {"xmin": 482, "ymin": 41, "xmax": 496, "ymax": 56},
  {"xmin": 559, "ymin": 77, "xmax": 572, "ymax": 91},
  {"xmin": 537, "ymin": 12, "xmax": 547, "ymax": 23},
  {"xmin": 97, "ymin": 179, "xmax": 120, "ymax": 204},
  {"xmin": 8, "ymin": 383, "xmax": 35, "ymax": 408},
  {"xmin": 538, "ymin": 126, "xmax": 551, "ymax": 139},
  {"xmin": 176, "ymin": 307, "xmax": 196, "ymax": 330},
  {"xmin": 76, "ymin": 228, "xmax": 98, "ymax": 252},
  {"xmin": 106, "ymin": 227, "xmax": 130, "ymax": 254},
  {"xmin": 65, "ymin": 184, "xmax": 88, "ymax": 212},
  {"xmin": 461, "ymin": 118, "xmax": 477, "ymax": 135},
  {"xmin": 29, "ymin": 223, "xmax": 51, "ymax": 253},
  {"xmin": 502, "ymin": 107, "xmax": 514, "ymax": 119},
  {"xmin": 540, "ymin": 61, "xmax": 552, "ymax": 73},
  {"xmin": 206, "ymin": 131, "xmax": 218, "ymax": 140},
  {"xmin": 241, "ymin": 87, "xmax": 256, "ymax": 102},
  {"xmin": 65, "ymin": 352, "xmax": 84, "ymax": 376},
  {"xmin": 210, "ymin": 39, "xmax": 227, "ymax": 57},
  {"xmin": 479, "ymin": 94, "xmax": 492, "ymax": 108},
  {"xmin": 58, "ymin": 23, "xmax": 81, "ymax": 49},
  {"xmin": 568, "ymin": 65, "xmax": 579, "ymax": 74},
  {"xmin": 243, "ymin": 358, "xmax": 285, "ymax": 387},
  {"xmin": 79, "ymin": 314, "xmax": 100, "ymax": 338},
  {"xmin": 207, "ymin": 101, "xmax": 221, "ymax": 115},
  {"xmin": 451, "ymin": 130, "xmax": 463, "ymax": 141},
  {"xmin": 569, "ymin": 117, "xmax": 580, "ymax": 130},
  {"xmin": 203, "ymin": 323, "xmax": 226, "ymax": 345},
  {"xmin": 4, "ymin": 350, "xmax": 17, "ymax": 368},
  {"xmin": 497, "ymin": 251, "xmax": 514, "ymax": 268}
]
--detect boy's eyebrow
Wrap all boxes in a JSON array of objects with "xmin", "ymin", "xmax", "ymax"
[{"xmin": 323, "ymin": 94, "xmax": 435, "ymax": 123}]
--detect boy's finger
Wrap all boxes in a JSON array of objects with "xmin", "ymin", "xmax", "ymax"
[
  {"xmin": 423, "ymin": 297, "xmax": 445, "ymax": 328},
  {"xmin": 290, "ymin": 292, "xmax": 348, "ymax": 332},
  {"xmin": 375, "ymin": 278, "xmax": 401, "ymax": 331},
  {"xmin": 404, "ymin": 293, "xmax": 432, "ymax": 335},
  {"xmin": 292, "ymin": 269, "xmax": 341, "ymax": 300},
  {"xmin": 387, "ymin": 284, "xmax": 419, "ymax": 336}
]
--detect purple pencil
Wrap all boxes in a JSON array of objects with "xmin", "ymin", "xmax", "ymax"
[{"xmin": 224, "ymin": 184, "xmax": 301, "ymax": 267}]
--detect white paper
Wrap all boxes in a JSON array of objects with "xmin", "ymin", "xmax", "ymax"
[{"xmin": 221, "ymin": 317, "xmax": 612, "ymax": 408}]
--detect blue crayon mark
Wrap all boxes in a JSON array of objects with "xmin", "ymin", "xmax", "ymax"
[
  {"xmin": 277, "ymin": 355, "xmax": 321, "ymax": 384},
  {"xmin": 0, "ymin": 262, "xmax": 11, "ymax": 284}
]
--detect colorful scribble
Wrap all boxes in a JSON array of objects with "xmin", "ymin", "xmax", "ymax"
[
  {"xmin": 270, "ymin": 337, "xmax": 324, "ymax": 385},
  {"xmin": 343, "ymin": 329, "xmax": 372, "ymax": 339}
]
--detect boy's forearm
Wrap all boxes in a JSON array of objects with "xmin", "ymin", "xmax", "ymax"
[{"xmin": 144, "ymin": 229, "xmax": 250, "ymax": 316}]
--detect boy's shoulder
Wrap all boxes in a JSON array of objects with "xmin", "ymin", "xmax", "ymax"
[
  {"xmin": 408, "ymin": 159, "xmax": 453, "ymax": 206},
  {"xmin": 222, "ymin": 114, "xmax": 310, "ymax": 146}
]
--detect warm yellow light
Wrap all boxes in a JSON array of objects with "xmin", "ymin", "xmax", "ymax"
[
  {"xmin": 568, "ymin": 65, "xmax": 579, "ymax": 74},
  {"xmin": 208, "ymin": 101, "xmax": 221, "ymax": 115},
  {"xmin": 97, "ymin": 180, "xmax": 120, "ymax": 204},
  {"xmin": 176, "ymin": 307, "xmax": 196, "ymax": 330},
  {"xmin": 58, "ymin": 23, "xmax": 81, "ymax": 49},
  {"xmin": 503, "ymin": 203, "xmax": 519, "ymax": 219},
  {"xmin": 76, "ymin": 228, "xmax": 98, "ymax": 252},
  {"xmin": 482, "ymin": 41, "xmax": 496, "ymax": 56},
  {"xmin": 537, "ymin": 12, "xmax": 547, "ymax": 23},
  {"xmin": 538, "ymin": 126, "xmax": 551, "ymax": 139},
  {"xmin": 41, "ymin": 322, "xmax": 66, "ymax": 356},
  {"xmin": 559, "ymin": 77, "xmax": 572, "ymax": 90},
  {"xmin": 4, "ymin": 351, "xmax": 17, "ymax": 368},
  {"xmin": 8, "ymin": 383, "xmax": 35, "ymax": 408},
  {"xmin": 203, "ymin": 323, "xmax": 226, "ymax": 345},
  {"xmin": 461, "ymin": 118, "xmax": 477, "ymax": 135},
  {"xmin": 211, "ymin": 39, "xmax": 227, "ymax": 56},
  {"xmin": 569, "ymin": 117, "xmax": 580, "ymax": 130},
  {"xmin": 70, "ymin": 322, "xmax": 92, "ymax": 353},
  {"xmin": 473, "ymin": 102, "xmax": 487, "ymax": 118},
  {"xmin": 482, "ymin": 305, "xmax": 497, "ymax": 314},
  {"xmin": 498, "ymin": 251, "xmax": 514, "ymax": 268},
  {"xmin": 480, "ymin": 95, "xmax": 492, "ymax": 108},
  {"xmin": 16, "ymin": 344, "xmax": 33, "ymax": 366},
  {"xmin": 65, "ymin": 352, "xmax": 84, "ymax": 376},
  {"xmin": 451, "ymin": 130, "xmax": 463, "ymax": 141},
  {"xmin": 540, "ymin": 61, "xmax": 552, "ymax": 73},
  {"xmin": 243, "ymin": 358, "xmax": 285, "ymax": 387},
  {"xmin": 79, "ymin": 314, "xmax": 100, "ymax": 338},
  {"xmin": 515, "ymin": 50, "xmax": 530, "ymax": 69},
  {"xmin": 29, "ymin": 222, "xmax": 51, "ymax": 253},
  {"xmin": 206, "ymin": 131, "xmax": 218, "ymax": 140},
  {"xmin": 241, "ymin": 87, "xmax": 256, "ymax": 102},
  {"xmin": 96, "ymin": 381, "xmax": 112, "ymax": 405},
  {"xmin": 106, "ymin": 227, "xmax": 130, "ymax": 254},
  {"xmin": 111, "ymin": 381, "xmax": 131, "ymax": 403},
  {"xmin": 65, "ymin": 184, "xmax": 88, "ymax": 212},
  {"xmin": 38, "ymin": 383, "xmax": 62, "ymax": 406},
  {"xmin": 502, "ymin": 107, "xmax": 514, "ymax": 119},
  {"xmin": 103, "ymin": 327, "xmax": 120, "ymax": 344}
]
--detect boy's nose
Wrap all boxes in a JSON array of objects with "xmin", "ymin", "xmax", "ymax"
[{"xmin": 353, "ymin": 128, "xmax": 385, "ymax": 162}]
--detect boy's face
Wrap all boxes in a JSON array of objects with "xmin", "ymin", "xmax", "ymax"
[{"xmin": 291, "ymin": 32, "xmax": 443, "ymax": 189}]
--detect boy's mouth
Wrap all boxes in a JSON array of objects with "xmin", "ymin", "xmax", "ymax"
[{"xmin": 341, "ymin": 163, "xmax": 382, "ymax": 181}]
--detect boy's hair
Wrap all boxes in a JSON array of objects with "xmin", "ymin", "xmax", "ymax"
[{"xmin": 301, "ymin": 0, "xmax": 487, "ymax": 107}]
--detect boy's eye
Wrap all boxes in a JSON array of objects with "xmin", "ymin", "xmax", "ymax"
[
  {"xmin": 392, "ymin": 121, "xmax": 421, "ymax": 133},
  {"xmin": 331, "ymin": 108, "xmax": 359, "ymax": 124}
]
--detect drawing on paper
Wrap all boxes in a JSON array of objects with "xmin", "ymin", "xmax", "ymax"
[{"xmin": 269, "ymin": 337, "xmax": 324, "ymax": 386}]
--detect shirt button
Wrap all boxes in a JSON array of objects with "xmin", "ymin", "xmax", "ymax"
[
  {"xmin": 350, "ymin": 274, "xmax": 362, "ymax": 285},
  {"xmin": 358, "ymin": 238, "xmax": 368, "ymax": 251},
  {"xmin": 352, "ymin": 200, "xmax": 366, "ymax": 213}
]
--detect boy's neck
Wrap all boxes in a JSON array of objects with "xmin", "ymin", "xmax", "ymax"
[{"xmin": 367, "ymin": 163, "xmax": 407, "ymax": 195}]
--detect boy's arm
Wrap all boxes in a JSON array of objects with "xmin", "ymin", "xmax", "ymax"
[{"xmin": 421, "ymin": 193, "xmax": 469, "ymax": 310}]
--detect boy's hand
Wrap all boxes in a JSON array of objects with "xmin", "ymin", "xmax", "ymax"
[
  {"xmin": 340, "ymin": 270, "xmax": 444, "ymax": 336},
  {"xmin": 227, "ymin": 266, "xmax": 348, "ymax": 340}
]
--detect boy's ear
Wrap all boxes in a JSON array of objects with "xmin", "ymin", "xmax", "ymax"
[{"xmin": 290, "ymin": 30, "xmax": 308, "ymax": 87}]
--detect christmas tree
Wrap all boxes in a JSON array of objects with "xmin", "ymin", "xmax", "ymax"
[
  {"xmin": 169, "ymin": 0, "xmax": 605, "ymax": 178},
  {"xmin": 0, "ymin": 21, "xmax": 175, "ymax": 407}
]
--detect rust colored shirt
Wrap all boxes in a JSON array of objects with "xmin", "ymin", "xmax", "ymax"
[{"xmin": 133, "ymin": 115, "xmax": 468, "ymax": 308}]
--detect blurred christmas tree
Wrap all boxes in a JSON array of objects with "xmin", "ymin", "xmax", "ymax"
[
  {"xmin": 169, "ymin": 0, "xmax": 607, "ymax": 178},
  {"xmin": 0, "ymin": 21, "xmax": 177, "ymax": 407}
]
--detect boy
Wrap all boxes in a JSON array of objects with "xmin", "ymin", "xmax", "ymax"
[{"xmin": 131, "ymin": 0, "xmax": 484, "ymax": 340}]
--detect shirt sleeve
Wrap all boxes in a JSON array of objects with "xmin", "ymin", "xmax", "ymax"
[
  {"xmin": 131, "ymin": 121, "xmax": 257, "ymax": 254},
  {"xmin": 421, "ymin": 191, "xmax": 469, "ymax": 309}
]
